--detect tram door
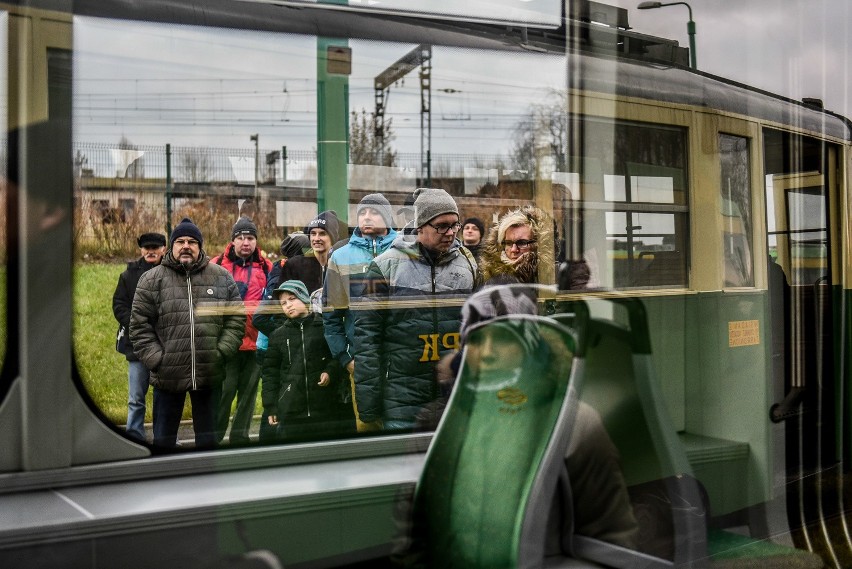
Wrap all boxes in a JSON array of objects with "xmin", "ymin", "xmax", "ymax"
[{"xmin": 764, "ymin": 129, "xmax": 842, "ymax": 554}]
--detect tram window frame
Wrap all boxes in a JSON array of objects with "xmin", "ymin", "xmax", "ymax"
[{"xmin": 576, "ymin": 118, "xmax": 690, "ymax": 290}]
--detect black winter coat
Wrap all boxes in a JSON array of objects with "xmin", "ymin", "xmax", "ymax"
[
  {"xmin": 130, "ymin": 251, "xmax": 245, "ymax": 392},
  {"xmin": 112, "ymin": 257, "xmax": 159, "ymax": 361},
  {"xmin": 261, "ymin": 313, "xmax": 341, "ymax": 421}
]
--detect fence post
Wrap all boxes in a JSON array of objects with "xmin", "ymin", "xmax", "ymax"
[{"xmin": 165, "ymin": 143, "xmax": 173, "ymax": 235}]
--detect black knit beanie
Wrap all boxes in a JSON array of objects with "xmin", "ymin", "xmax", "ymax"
[
  {"xmin": 304, "ymin": 210, "xmax": 340, "ymax": 244},
  {"xmin": 170, "ymin": 218, "xmax": 203, "ymax": 248},
  {"xmin": 231, "ymin": 216, "xmax": 258, "ymax": 239}
]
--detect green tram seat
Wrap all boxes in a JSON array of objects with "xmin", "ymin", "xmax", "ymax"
[{"xmin": 410, "ymin": 313, "xmax": 582, "ymax": 568}]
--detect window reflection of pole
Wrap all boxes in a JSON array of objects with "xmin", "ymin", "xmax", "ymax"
[
  {"xmin": 637, "ymin": 1, "xmax": 697, "ymax": 70},
  {"xmin": 250, "ymin": 133, "xmax": 259, "ymax": 201}
]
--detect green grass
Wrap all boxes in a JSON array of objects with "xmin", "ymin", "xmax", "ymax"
[
  {"xmin": 73, "ymin": 262, "xmax": 143, "ymax": 424},
  {"xmin": 73, "ymin": 262, "xmax": 263, "ymax": 427}
]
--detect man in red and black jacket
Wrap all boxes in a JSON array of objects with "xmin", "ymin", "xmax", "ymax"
[{"xmin": 211, "ymin": 216, "xmax": 272, "ymax": 445}]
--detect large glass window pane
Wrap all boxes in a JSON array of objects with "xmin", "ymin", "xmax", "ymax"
[{"xmin": 72, "ymin": 14, "xmax": 566, "ymax": 448}]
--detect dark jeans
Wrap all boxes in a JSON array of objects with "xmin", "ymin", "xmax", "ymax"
[
  {"xmin": 217, "ymin": 350, "xmax": 260, "ymax": 444},
  {"xmin": 152, "ymin": 387, "xmax": 216, "ymax": 449}
]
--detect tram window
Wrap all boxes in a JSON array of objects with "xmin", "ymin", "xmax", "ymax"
[
  {"xmin": 578, "ymin": 120, "xmax": 688, "ymax": 289},
  {"xmin": 71, "ymin": 15, "xmax": 566, "ymax": 448},
  {"xmin": 719, "ymin": 134, "xmax": 754, "ymax": 287},
  {"xmin": 763, "ymin": 129, "xmax": 831, "ymax": 286}
]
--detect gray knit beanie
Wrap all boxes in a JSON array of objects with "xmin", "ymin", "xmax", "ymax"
[
  {"xmin": 272, "ymin": 279, "xmax": 311, "ymax": 305},
  {"xmin": 413, "ymin": 187, "xmax": 459, "ymax": 228},
  {"xmin": 357, "ymin": 193, "xmax": 395, "ymax": 229}
]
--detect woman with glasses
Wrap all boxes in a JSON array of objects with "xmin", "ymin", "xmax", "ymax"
[{"xmin": 479, "ymin": 205, "xmax": 554, "ymax": 285}]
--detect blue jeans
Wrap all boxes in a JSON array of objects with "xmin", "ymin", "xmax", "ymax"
[
  {"xmin": 153, "ymin": 387, "xmax": 216, "ymax": 449},
  {"xmin": 126, "ymin": 361, "xmax": 150, "ymax": 442}
]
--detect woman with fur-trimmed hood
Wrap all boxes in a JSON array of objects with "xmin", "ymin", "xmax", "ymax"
[{"xmin": 479, "ymin": 204, "xmax": 555, "ymax": 284}]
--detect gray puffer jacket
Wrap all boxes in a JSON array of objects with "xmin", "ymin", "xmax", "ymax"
[
  {"xmin": 353, "ymin": 236, "xmax": 479, "ymax": 423},
  {"xmin": 130, "ymin": 250, "xmax": 245, "ymax": 392}
]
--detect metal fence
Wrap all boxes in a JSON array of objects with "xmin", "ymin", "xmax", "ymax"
[{"xmin": 73, "ymin": 142, "xmax": 514, "ymax": 187}]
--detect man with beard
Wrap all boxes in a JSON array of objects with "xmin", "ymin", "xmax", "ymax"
[
  {"xmin": 112, "ymin": 232, "xmax": 166, "ymax": 442},
  {"xmin": 354, "ymin": 188, "xmax": 479, "ymax": 431},
  {"xmin": 478, "ymin": 205, "xmax": 554, "ymax": 285},
  {"xmin": 130, "ymin": 218, "xmax": 244, "ymax": 448}
]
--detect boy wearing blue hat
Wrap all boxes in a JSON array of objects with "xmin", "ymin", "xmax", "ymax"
[{"xmin": 261, "ymin": 280, "xmax": 354, "ymax": 440}]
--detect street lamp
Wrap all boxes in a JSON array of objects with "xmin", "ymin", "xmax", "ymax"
[
  {"xmin": 249, "ymin": 133, "xmax": 259, "ymax": 200},
  {"xmin": 638, "ymin": 1, "xmax": 697, "ymax": 70}
]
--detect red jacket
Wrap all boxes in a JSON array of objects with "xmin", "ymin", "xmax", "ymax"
[{"xmin": 212, "ymin": 243, "xmax": 272, "ymax": 351}]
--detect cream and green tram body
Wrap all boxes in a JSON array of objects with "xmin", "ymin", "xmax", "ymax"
[{"xmin": 0, "ymin": 0, "xmax": 850, "ymax": 567}]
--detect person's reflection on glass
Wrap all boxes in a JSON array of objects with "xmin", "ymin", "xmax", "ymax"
[{"xmin": 422, "ymin": 285, "xmax": 639, "ymax": 554}]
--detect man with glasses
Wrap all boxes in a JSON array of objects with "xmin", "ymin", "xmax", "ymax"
[
  {"xmin": 130, "ymin": 217, "xmax": 245, "ymax": 448},
  {"xmin": 354, "ymin": 188, "xmax": 479, "ymax": 431},
  {"xmin": 479, "ymin": 205, "xmax": 553, "ymax": 285}
]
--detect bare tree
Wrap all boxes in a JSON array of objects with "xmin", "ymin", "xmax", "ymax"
[
  {"xmin": 511, "ymin": 90, "xmax": 568, "ymax": 178},
  {"xmin": 349, "ymin": 108, "xmax": 397, "ymax": 167},
  {"xmin": 178, "ymin": 149, "xmax": 213, "ymax": 183}
]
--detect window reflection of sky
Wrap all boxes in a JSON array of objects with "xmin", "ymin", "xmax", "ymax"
[{"xmin": 73, "ymin": 17, "xmax": 564, "ymax": 155}]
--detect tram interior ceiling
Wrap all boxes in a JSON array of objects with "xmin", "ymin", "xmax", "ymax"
[{"xmin": 1, "ymin": 0, "xmax": 852, "ymax": 568}]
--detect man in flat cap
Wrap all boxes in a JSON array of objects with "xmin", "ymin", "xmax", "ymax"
[
  {"xmin": 131, "ymin": 218, "xmax": 244, "ymax": 448},
  {"xmin": 112, "ymin": 232, "xmax": 166, "ymax": 442}
]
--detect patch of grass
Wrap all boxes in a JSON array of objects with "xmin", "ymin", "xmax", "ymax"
[
  {"xmin": 73, "ymin": 262, "xmax": 141, "ymax": 424},
  {"xmin": 73, "ymin": 262, "xmax": 262, "ymax": 428}
]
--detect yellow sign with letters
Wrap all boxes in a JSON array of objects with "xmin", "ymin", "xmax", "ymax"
[{"xmin": 728, "ymin": 320, "xmax": 760, "ymax": 347}]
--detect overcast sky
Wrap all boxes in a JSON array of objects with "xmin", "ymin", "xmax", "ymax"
[
  {"xmin": 611, "ymin": 0, "xmax": 850, "ymax": 117},
  {"xmin": 72, "ymin": 1, "xmax": 851, "ymax": 157}
]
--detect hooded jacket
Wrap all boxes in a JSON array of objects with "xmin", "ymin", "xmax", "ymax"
[
  {"xmin": 322, "ymin": 227, "xmax": 398, "ymax": 367},
  {"xmin": 211, "ymin": 242, "xmax": 273, "ymax": 351},
  {"xmin": 130, "ymin": 250, "xmax": 245, "ymax": 392},
  {"xmin": 353, "ymin": 236, "xmax": 478, "ymax": 423},
  {"xmin": 478, "ymin": 205, "xmax": 555, "ymax": 285}
]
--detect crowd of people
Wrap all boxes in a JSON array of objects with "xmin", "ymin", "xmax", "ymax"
[{"xmin": 112, "ymin": 188, "xmax": 568, "ymax": 447}]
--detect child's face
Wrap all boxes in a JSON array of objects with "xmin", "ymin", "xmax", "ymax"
[{"xmin": 279, "ymin": 293, "xmax": 309, "ymax": 318}]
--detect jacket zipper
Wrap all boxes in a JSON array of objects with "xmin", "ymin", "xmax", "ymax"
[
  {"xmin": 186, "ymin": 269, "xmax": 197, "ymax": 390},
  {"xmin": 301, "ymin": 322, "xmax": 311, "ymax": 417}
]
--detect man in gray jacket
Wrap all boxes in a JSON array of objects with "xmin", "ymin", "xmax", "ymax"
[
  {"xmin": 131, "ymin": 218, "xmax": 245, "ymax": 448},
  {"xmin": 354, "ymin": 188, "xmax": 479, "ymax": 430}
]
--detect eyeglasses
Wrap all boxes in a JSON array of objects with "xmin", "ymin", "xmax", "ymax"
[
  {"xmin": 501, "ymin": 239, "xmax": 536, "ymax": 250},
  {"xmin": 427, "ymin": 221, "xmax": 462, "ymax": 234},
  {"xmin": 174, "ymin": 238, "xmax": 199, "ymax": 247}
]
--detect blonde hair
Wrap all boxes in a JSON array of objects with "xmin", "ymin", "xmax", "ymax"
[{"xmin": 496, "ymin": 209, "xmax": 534, "ymax": 245}]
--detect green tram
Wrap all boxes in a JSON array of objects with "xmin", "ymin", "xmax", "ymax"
[{"xmin": 0, "ymin": 0, "xmax": 850, "ymax": 567}]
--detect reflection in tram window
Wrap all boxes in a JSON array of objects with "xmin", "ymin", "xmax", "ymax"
[
  {"xmin": 720, "ymin": 134, "xmax": 754, "ymax": 287},
  {"xmin": 71, "ymin": 16, "xmax": 565, "ymax": 445},
  {"xmin": 578, "ymin": 121, "xmax": 689, "ymax": 289}
]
